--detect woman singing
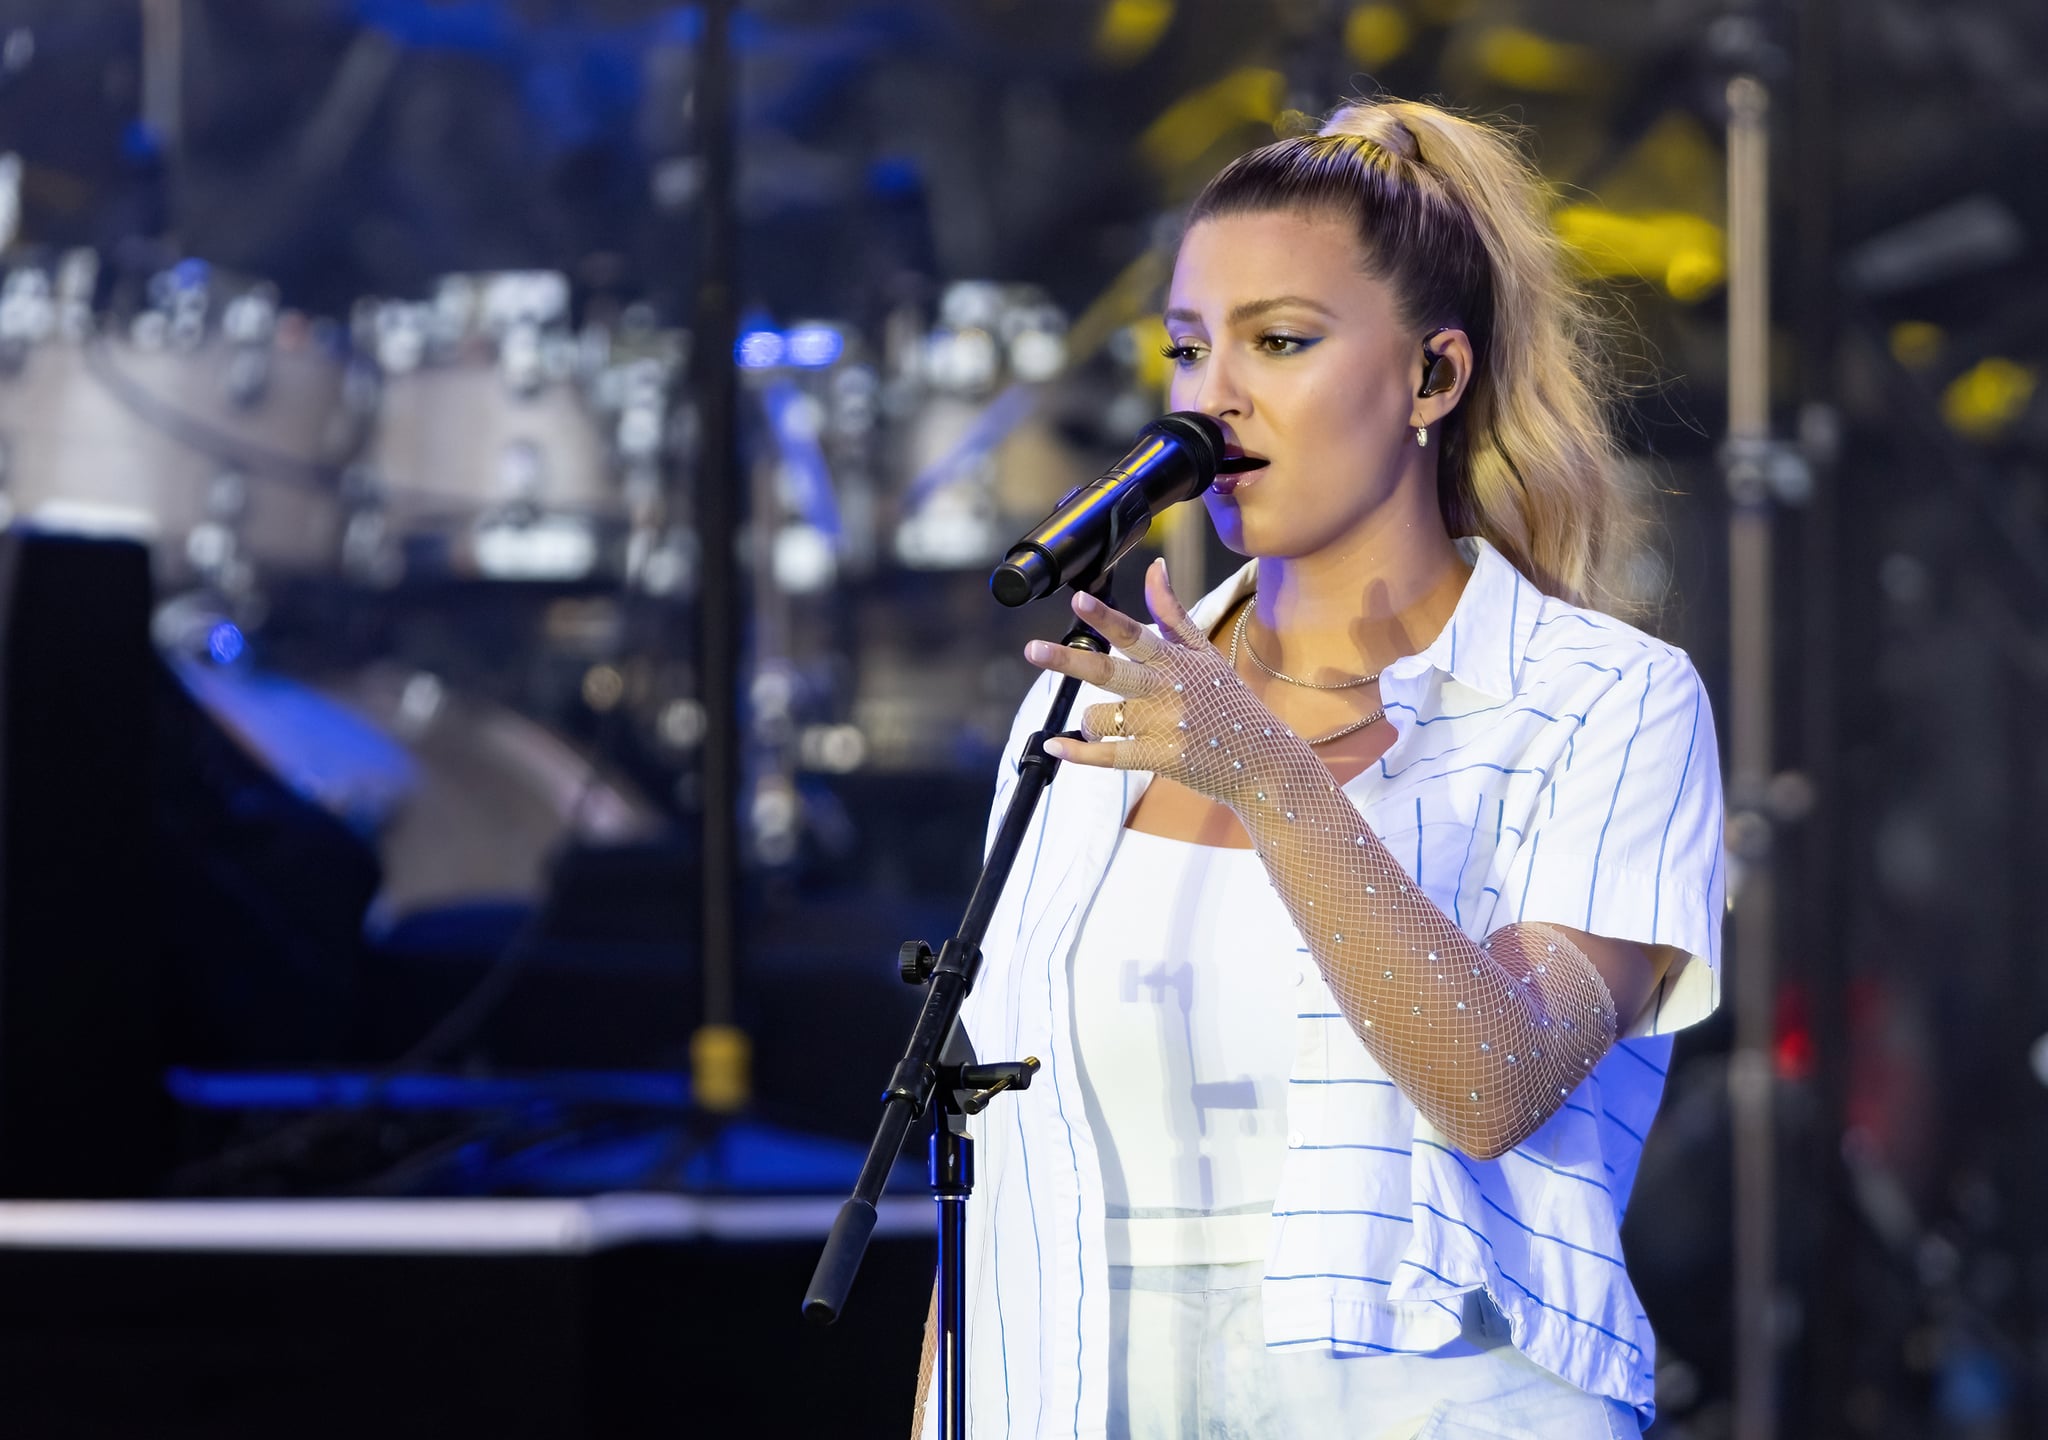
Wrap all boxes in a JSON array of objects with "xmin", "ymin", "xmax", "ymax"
[{"xmin": 913, "ymin": 96, "xmax": 1724, "ymax": 1439}]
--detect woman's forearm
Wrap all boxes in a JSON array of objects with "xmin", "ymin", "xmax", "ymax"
[
  {"xmin": 1029, "ymin": 571, "xmax": 1620, "ymax": 1159},
  {"xmin": 1225, "ymin": 731, "xmax": 1618, "ymax": 1159}
]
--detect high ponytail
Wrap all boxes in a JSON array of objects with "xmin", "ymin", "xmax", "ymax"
[{"xmin": 1186, "ymin": 98, "xmax": 1643, "ymax": 617}]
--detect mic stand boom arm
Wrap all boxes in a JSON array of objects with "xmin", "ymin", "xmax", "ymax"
[{"xmin": 803, "ymin": 588, "xmax": 1112, "ymax": 1440}]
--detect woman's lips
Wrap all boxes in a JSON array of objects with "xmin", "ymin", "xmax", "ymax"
[{"xmin": 1211, "ymin": 453, "xmax": 1269, "ymax": 496}]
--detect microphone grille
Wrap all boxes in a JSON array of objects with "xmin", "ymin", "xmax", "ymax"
[{"xmin": 1149, "ymin": 411, "xmax": 1226, "ymax": 478}]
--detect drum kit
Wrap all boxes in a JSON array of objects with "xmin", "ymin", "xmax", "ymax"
[
  {"xmin": 0, "ymin": 252, "xmax": 678, "ymax": 922},
  {"xmin": 0, "ymin": 251, "xmax": 1138, "ymax": 923}
]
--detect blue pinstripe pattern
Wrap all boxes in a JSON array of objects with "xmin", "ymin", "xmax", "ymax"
[
  {"xmin": 1413, "ymin": 1196, "xmax": 1628, "ymax": 1272},
  {"xmin": 1298, "ymin": 1142, "xmax": 1414, "ymax": 1156},
  {"xmin": 1414, "ymin": 797, "xmax": 1425, "ymax": 888},
  {"xmin": 996, "ymin": 783, "xmax": 1063, "ymax": 1434},
  {"xmin": 1397, "ymin": 1256, "xmax": 1463, "ymax": 1287},
  {"xmin": 1507, "ymin": 576, "xmax": 1520, "ymax": 677},
  {"xmin": 1492, "ymin": 1269, "xmax": 1645, "ymax": 1357},
  {"xmin": 1268, "ymin": 1335, "xmax": 1445, "ymax": 1354},
  {"xmin": 1266, "ymin": 1270, "xmax": 1396, "ymax": 1283},
  {"xmin": 1041, "ymin": 891, "xmax": 1087, "ymax": 1439},
  {"xmin": 1400, "ymin": 760, "xmax": 1542, "ymax": 786},
  {"xmin": 1585, "ymin": 663, "xmax": 1655, "ymax": 929},
  {"xmin": 1400, "ymin": 1258, "xmax": 1644, "ymax": 1358},
  {"xmin": 1382, "ymin": 696, "xmax": 1531, "ymax": 727},
  {"xmin": 1650, "ymin": 679, "xmax": 1704, "ymax": 935},
  {"xmin": 1515, "ymin": 834, "xmax": 1542, "ymax": 921},
  {"xmin": 1609, "ymin": 1042, "xmax": 1668, "ymax": 1078},
  {"xmin": 1601, "ymin": 1109, "xmax": 1647, "ymax": 1147},
  {"xmin": 1530, "ymin": 611, "xmax": 1615, "ymax": 635},
  {"xmin": 1528, "ymin": 641, "xmax": 1630, "ymax": 660},
  {"xmin": 1414, "ymin": 1136, "xmax": 1612, "ymax": 1196}
]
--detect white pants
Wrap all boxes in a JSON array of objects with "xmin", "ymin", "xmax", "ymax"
[{"xmin": 1108, "ymin": 1263, "xmax": 1641, "ymax": 1440}]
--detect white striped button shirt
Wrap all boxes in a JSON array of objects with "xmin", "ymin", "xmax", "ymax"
[{"xmin": 926, "ymin": 536, "xmax": 1725, "ymax": 1437}]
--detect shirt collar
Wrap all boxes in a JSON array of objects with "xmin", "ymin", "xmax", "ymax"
[{"xmin": 1184, "ymin": 534, "xmax": 1543, "ymax": 702}]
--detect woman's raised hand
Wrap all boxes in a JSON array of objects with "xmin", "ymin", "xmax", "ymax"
[{"xmin": 1022, "ymin": 558, "xmax": 1292, "ymax": 805}]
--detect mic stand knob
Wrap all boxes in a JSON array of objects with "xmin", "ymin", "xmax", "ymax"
[
  {"xmin": 899, "ymin": 940, "xmax": 936, "ymax": 986},
  {"xmin": 957, "ymin": 1057, "xmax": 1040, "ymax": 1115}
]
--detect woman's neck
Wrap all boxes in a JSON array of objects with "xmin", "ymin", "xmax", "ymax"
[{"xmin": 1247, "ymin": 509, "xmax": 1472, "ymax": 679}]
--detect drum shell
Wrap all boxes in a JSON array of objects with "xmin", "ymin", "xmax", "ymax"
[
  {"xmin": 367, "ymin": 365, "xmax": 615, "ymax": 542},
  {"xmin": 0, "ymin": 338, "xmax": 352, "ymax": 581}
]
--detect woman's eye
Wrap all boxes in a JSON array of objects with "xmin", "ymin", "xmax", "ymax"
[
  {"xmin": 1159, "ymin": 342, "xmax": 1204, "ymax": 367},
  {"xmin": 1256, "ymin": 333, "xmax": 1315, "ymax": 356}
]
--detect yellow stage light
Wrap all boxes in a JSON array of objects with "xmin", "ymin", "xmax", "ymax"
[
  {"xmin": 1131, "ymin": 315, "xmax": 1173, "ymax": 395},
  {"xmin": 1095, "ymin": 0, "xmax": 1176, "ymax": 67},
  {"xmin": 1140, "ymin": 67, "xmax": 1285, "ymax": 174},
  {"xmin": 1888, "ymin": 322, "xmax": 1944, "ymax": 372},
  {"xmin": 1475, "ymin": 25, "xmax": 1599, "ymax": 93},
  {"xmin": 1345, "ymin": 4, "xmax": 1412, "ymax": 69},
  {"xmin": 1553, "ymin": 205, "xmax": 1726, "ymax": 302},
  {"xmin": 1942, "ymin": 357, "xmax": 2037, "ymax": 441}
]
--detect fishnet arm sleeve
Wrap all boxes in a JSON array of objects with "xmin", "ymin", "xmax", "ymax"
[
  {"xmin": 1057, "ymin": 578, "xmax": 1620, "ymax": 1161},
  {"xmin": 1215, "ymin": 736, "xmax": 1620, "ymax": 1160}
]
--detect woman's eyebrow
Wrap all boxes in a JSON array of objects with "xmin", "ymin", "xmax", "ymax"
[{"xmin": 1163, "ymin": 295, "xmax": 1339, "ymax": 327}]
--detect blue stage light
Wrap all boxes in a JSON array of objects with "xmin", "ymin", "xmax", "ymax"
[
  {"xmin": 735, "ymin": 329, "xmax": 787, "ymax": 368},
  {"xmin": 784, "ymin": 325, "xmax": 844, "ymax": 368},
  {"xmin": 207, "ymin": 622, "xmax": 246, "ymax": 665}
]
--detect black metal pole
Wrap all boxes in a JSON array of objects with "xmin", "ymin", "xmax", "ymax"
[
  {"xmin": 933, "ymin": 1121, "xmax": 971, "ymax": 1439},
  {"xmin": 691, "ymin": 0, "xmax": 749, "ymax": 1110}
]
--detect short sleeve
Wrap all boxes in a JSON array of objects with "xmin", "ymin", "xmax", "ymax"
[{"xmin": 1497, "ymin": 652, "xmax": 1725, "ymax": 1038}]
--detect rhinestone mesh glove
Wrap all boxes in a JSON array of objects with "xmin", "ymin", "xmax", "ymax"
[{"xmin": 1039, "ymin": 564, "xmax": 1620, "ymax": 1160}]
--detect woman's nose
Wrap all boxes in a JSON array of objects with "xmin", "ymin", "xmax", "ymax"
[{"xmin": 1182, "ymin": 349, "xmax": 1245, "ymax": 420}]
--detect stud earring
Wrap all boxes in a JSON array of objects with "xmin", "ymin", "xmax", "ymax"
[{"xmin": 1416, "ymin": 425, "xmax": 1429, "ymax": 448}]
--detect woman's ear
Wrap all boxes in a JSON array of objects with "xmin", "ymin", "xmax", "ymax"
[{"xmin": 1409, "ymin": 327, "xmax": 1475, "ymax": 430}]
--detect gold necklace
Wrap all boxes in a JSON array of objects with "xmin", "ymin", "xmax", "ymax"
[
  {"xmin": 1229, "ymin": 599, "xmax": 1386, "ymax": 747},
  {"xmin": 1234, "ymin": 597, "xmax": 1381, "ymax": 689}
]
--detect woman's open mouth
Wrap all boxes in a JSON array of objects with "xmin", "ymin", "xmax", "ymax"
[{"xmin": 1212, "ymin": 450, "xmax": 1269, "ymax": 495}]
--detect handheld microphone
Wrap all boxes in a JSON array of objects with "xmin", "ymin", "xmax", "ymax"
[{"xmin": 988, "ymin": 411, "xmax": 1262, "ymax": 607}]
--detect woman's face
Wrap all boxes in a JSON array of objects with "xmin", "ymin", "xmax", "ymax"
[{"xmin": 1164, "ymin": 209, "xmax": 1432, "ymax": 558}]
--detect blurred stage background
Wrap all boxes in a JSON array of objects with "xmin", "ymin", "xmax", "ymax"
[{"xmin": 0, "ymin": 0, "xmax": 2044, "ymax": 1436}]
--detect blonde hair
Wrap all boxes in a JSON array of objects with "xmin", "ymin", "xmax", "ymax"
[{"xmin": 1186, "ymin": 97, "xmax": 1643, "ymax": 616}]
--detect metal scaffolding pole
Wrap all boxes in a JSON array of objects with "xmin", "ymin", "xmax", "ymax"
[
  {"xmin": 1724, "ymin": 71, "xmax": 1779, "ymax": 1440},
  {"xmin": 691, "ymin": 0, "xmax": 751, "ymax": 1113}
]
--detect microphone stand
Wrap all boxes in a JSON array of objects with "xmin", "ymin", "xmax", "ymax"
[{"xmin": 803, "ymin": 570, "xmax": 1115, "ymax": 1440}]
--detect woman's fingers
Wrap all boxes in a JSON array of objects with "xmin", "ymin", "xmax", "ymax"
[
  {"xmin": 1023, "ymin": 640, "xmax": 1158, "ymax": 698},
  {"xmin": 1144, "ymin": 558, "xmax": 1209, "ymax": 648},
  {"xmin": 1077, "ymin": 700, "xmax": 1121, "ymax": 742},
  {"xmin": 1070, "ymin": 590, "xmax": 1166, "ymax": 663},
  {"xmin": 1042, "ymin": 734, "xmax": 1123, "ymax": 768},
  {"xmin": 1023, "ymin": 638, "xmax": 1114, "ymax": 688}
]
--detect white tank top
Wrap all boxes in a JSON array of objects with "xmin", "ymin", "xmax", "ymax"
[{"xmin": 1068, "ymin": 826, "xmax": 1301, "ymax": 1266}]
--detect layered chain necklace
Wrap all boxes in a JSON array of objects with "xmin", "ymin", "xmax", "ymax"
[{"xmin": 1229, "ymin": 596, "xmax": 1387, "ymax": 747}]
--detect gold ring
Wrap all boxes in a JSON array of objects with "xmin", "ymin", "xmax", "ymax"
[{"xmin": 1112, "ymin": 703, "xmax": 1127, "ymax": 737}]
